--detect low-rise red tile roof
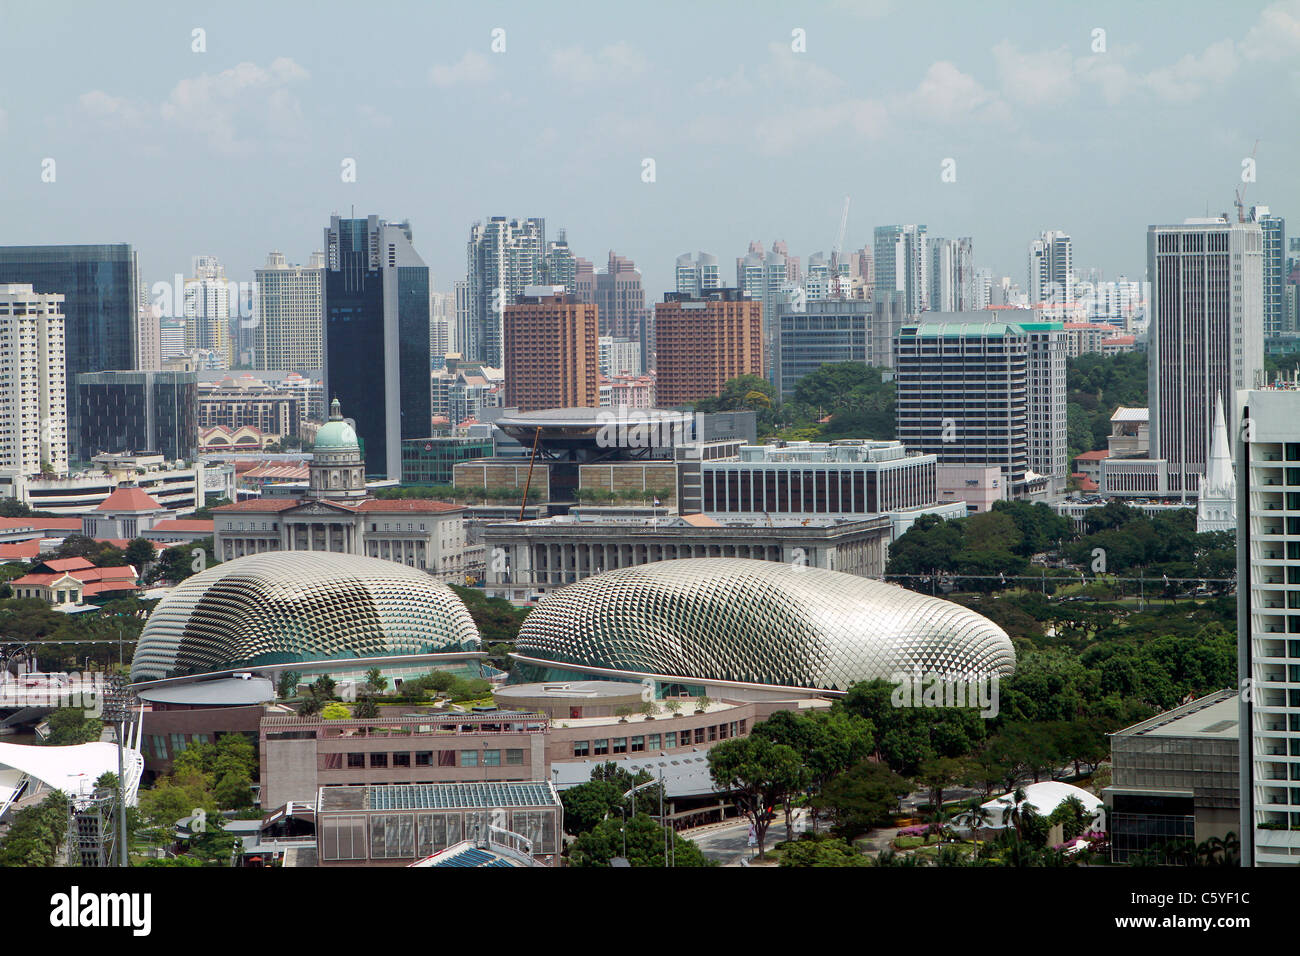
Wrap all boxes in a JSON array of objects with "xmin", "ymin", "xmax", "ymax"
[
  {"xmin": 40, "ymin": 557, "xmax": 96, "ymax": 572},
  {"xmin": 1070, "ymin": 472, "xmax": 1100, "ymax": 492},
  {"xmin": 13, "ymin": 563, "xmax": 137, "ymax": 589},
  {"xmin": 213, "ymin": 499, "xmax": 299, "ymax": 513},
  {"xmin": 149, "ymin": 519, "xmax": 215, "ymax": 533},
  {"xmin": 0, "ymin": 517, "xmax": 82, "ymax": 532},
  {"xmin": 1074, "ymin": 450, "xmax": 1110, "ymax": 462},
  {"xmin": 354, "ymin": 499, "xmax": 462, "ymax": 513},
  {"xmin": 0, "ymin": 541, "xmax": 41, "ymax": 561},
  {"xmin": 96, "ymin": 486, "xmax": 165, "ymax": 513}
]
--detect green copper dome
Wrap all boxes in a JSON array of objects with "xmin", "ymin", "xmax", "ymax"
[{"xmin": 314, "ymin": 397, "xmax": 359, "ymax": 450}]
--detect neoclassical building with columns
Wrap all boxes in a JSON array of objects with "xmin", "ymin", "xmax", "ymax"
[{"xmin": 212, "ymin": 399, "xmax": 468, "ymax": 581}]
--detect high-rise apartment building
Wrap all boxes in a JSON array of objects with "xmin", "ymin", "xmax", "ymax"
[
  {"xmin": 0, "ymin": 285, "xmax": 68, "ymax": 477},
  {"xmin": 654, "ymin": 289, "xmax": 763, "ymax": 407},
  {"xmin": 928, "ymin": 238, "xmax": 975, "ymax": 313},
  {"xmin": 1028, "ymin": 230, "xmax": 1074, "ymax": 307},
  {"xmin": 0, "ymin": 244, "xmax": 140, "ymax": 441},
  {"xmin": 503, "ymin": 287, "xmax": 599, "ymax": 412},
  {"xmin": 1252, "ymin": 206, "xmax": 1286, "ymax": 339},
  {"xmin": 874, "ymin": 225, "xmax": 928, "ymax": 315},
  {"xmin": 895, "ymin": 321, "xmax": 1031, "ymax": 494},
  {"xmin": 465, "ymin": 217, "xmax": 545, "ymax": 367},
  {"xmin": 1235, "ymin": 386, "xmax": 1300, "ymax": 865},
  {"xmin": 595, "ymin": 251, "xmax": 647, "ymax": 342},
  {"xmin": 1149, "ymin": 218, "xmax": 1264, "ymax": 499},
  {"xmin": 323, "ymin": 214, "xmax": 432, "ymax": 480},
  {"xmin": 675, "ymin": 252, "xmax": 721, "ymax": 298},
  {"xmin": 598, "ymin": 336, "xmax": 642, "ymax": 377},
  {"xmin": 256, "ymin": 251, "xmax": 325, "ymax": 374},
  {"xmin": 737, "ymin": 242, "xmax": 796, "ymax": 384},
  {"xmin": 184, "ymin": 255, "xmax": 232, "ymax": 367},
  {"xmin": 1023, "ymin": 319, "xmax": 1068, "ymax": 496},
  {"xmin": 542, "ymin": 230, "xmax": 578, "ymax": 293}
]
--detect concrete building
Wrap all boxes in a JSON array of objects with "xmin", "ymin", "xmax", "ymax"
[
  {"xmin": 1252, "ymin": 206, "xmax": 1286, "ymax": 339},
  {"xmin": 935, "ymin": 463, "xmax": 1007, "ymax": 514},
  {"xmin": 675, "ymin": 251, "xmax": 721, "ymax": 298},
  {"xmin": 895, "ymin": 321, "xmax": 1035, "ymax": 497},
  {"xmin": 595, "ymin": 251, "xmax": 648, "ymax": 344},
  {"xmin": 0, "ymin": 452, "xmax": 228, "ymax": 516},
  {"xmin": 1028, "ymin": 230, "xmax": 1074, "ymax": 308},
  {"xmin": 1235, "ymin": 385, "xmax": 1300, "ymax": 865},
  {"xmin": 1106, "ymin": 689, "xmax": 1240, "ymax": 864},
  {"xmin": 0, "ymin": 284, "xmax": 68, "ymax": 477},
  {"xmin": 465, "ymin": 217, "xmax": 546, "ymax": 367},
  {"xmin": 75, "ymin": 370, "xmax": 198, "ymax": 462},
  {"xmin": 323, "ymin": 215, "xmax": 431, "ymax": 481},
  {"xmin": 598, "ymin": 336, "xmax": 641, "ymax": 377},
  {"xmin": 481, "ymin": 511, "xmax": 891, "ymax": 601},
  {"xmin": 874, "ymin": 225, "xmax": 927, "ymax": 314},
  {"xmin": 1149, "ymin": 218, "xmax": 1264, "ymax": 500},
  {"xmin": 774, "ymin": 298, "xmax": 870, "ymax": 398},
  {"xmin": 928, "ymin": 237, "xmax": 975, "ymax": 313},
  {"xmin": 183, "ymin": 256, "xmax": 232, "ymax": 368},
  {"xmin": 255, "ymin": 251, "xmax": 324, "ymax": 374},
  {"xmin": 654, "ymin": 289, "xmax": 763, "ymax": 407},
  {"xmin": 432, "ymin": 358, "xmax": 503, "ymax": 426},
  {"xmin": 502, "ymin": 287, "xmax": 599, "ymax": 412},
  {"xmin": 212, "ymin": 400, "xmax": 466, "ymax": 578},
  {"xmin": 197, "ymin": 377, "xmax": 303, "ymax": 439}
]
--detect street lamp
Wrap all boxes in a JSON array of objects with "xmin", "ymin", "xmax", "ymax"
[
  {"xmin": 617, "ymin": 804, "xmax": 627, "ymax": 859},
  {"xmin": 101, "ymin": 675, "xmax": 134, "ymax": 867}
]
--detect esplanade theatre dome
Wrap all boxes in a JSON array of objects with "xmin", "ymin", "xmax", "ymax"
[
  {"xmin": 511, "ymin": 558, "xmax": 1014, "ymax": 694},
  {"xmin": 131, "ymin": 552, "xmax": 481, "ymax": 682}
]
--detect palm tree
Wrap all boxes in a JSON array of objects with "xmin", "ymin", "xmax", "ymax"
[{"xmin": 965, "ymin": 803, "xmax": 993, "ymax": 862}]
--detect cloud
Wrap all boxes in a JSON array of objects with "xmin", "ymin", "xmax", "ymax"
[
  {"xmin": 755, "ymin": 98, "xmax": 889, "ymax": 155},
  {"xmin": 429, "ymin": 50, "xmax": 493, "ymax": 88},
  {"xmin": 908, "ymin": 60, "xmax": 1003, "ymax": 123},
  {"xmin": 1241, "ymin": 0, "xmax": 1300, "ymax": 60},
  {"xmin": 694, "ymin": 66, "xmax": 753, "ymax": 97},
  {"xmin": 358, "ymin": 104, "xmax": 393, "ymax": 129},
  {"xmin": 160, "ymin": 57, "xmax": 309, "ymax": 154},
  {"xmin": 1142, "ymin": 38, "xmax": 1238, "ymax": 102},
  {"xmin": 549, "ymin": 42, "xmax": 648, "ymax": 86},
  {"xmin": 761, "ymin": 41, "xmax": 845, "ymax": 95},
  {"xmin": 78, "ymin": 90, "xmax": 149, "ymax": 129},
  {"xmin": 992, "ymin": 41, "xmax": 1077, "ymax": 107}
]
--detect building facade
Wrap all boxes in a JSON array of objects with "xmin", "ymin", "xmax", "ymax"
[
  {"xmin": 465, "ymin": 217, "xmax": 546, "ymax": 367},
  {"xmin": 256, "ymin": 251, "xmax": 324, "ymax": 374},
  {"xmin": 323, "ymin": 215, "xmax": 432, "ymax": 480},
  {"xmin": 0, "ymin": 284, "xmax": 68, "ymax": 477},
  {"xmin": 654, "ymin": 289, "xmax": 763, "ymax": 407},
  {"xmin": 874, "ymin": 224, "xmax": 927, "ymax": 314},
  {"xmin": 75, "ymin": 370, "xmax": 198, "ymax": 461},
  {"xmin": 502, "ymin": 288, "xmax": 599, "ymax": 412},
  {"xmin": 774, "ymin": 299, "xmax": 869, "ymax": 398}
]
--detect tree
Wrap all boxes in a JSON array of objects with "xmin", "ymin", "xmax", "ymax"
[
  {"xmin": 320, "ymin": 701, "xmax": 351, "ymax": 720},
  {"xmin": 0, "ymin": 790, "xmax": 69, "ymax": 866},
  {"xmin": 276, "ymin": 671, "xmax": 301, "ymax": 699},
  {"xmin": 352, "ymin": 696, "xmax": 379, "ymax": 719},
  {"xmin": 777, "ymin": 835, "xmax": 870, "ymax": 867},
  {"xmin": 813, "ymin": 760, "xmax": 911, "ymax": 840},
  {"xmin": 124, "ymin": 538, "xmax": 157, "ymax": 569},
  {"xmin": 560, "ymin": 779, "xmax": 627, "ymax": 835},
  {"xmin": 42, "ymin": 707, "xmax": 102, "ymax": 746},
  {"xmin": 569, "ymin": 813, "xmax": 712, "ymax": 867},
  {"xmin": 364, "ymin": 667, "xmax": 388, "ymax": 694},
  {"xmin": 752, "ymin": 709, "xmax": 875, "ymax": 835},
  {"xmin": 916, "ymin": 756, "xmax": 968, "ymax": 815},
  {"xmin": 706, "ymin": 736, "xmax": 803, "ymax": 859}
]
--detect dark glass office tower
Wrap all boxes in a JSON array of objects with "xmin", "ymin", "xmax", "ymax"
[
  {"xmin": 75, "ymin": 371, "xmax": 198, "ymax": 461},
  {"xmin": 323, "ymin": 216, "xmax": 432, "ymax": 480},
  {"xmin": 0, "ymin": 244, "xmax": 140, "ymax": 453}
]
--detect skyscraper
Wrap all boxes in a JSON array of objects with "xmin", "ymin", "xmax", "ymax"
[
  {"xmin": 675, "ymin": 252, "xmax": 721, "ymax": 298},
  {"xmin": 928, "ymin": 237, "xmax": 975, "ymax": 313},
  {"xmin": 256, "ymin": 250, "xmax": 324, "ymax": 374},
  {"xmin": 323, "ymin": 215, "xmax": 432, "ymax": 480},
  {"xmin": 0, "ymin": 284, "xmax": 68, "ymax": 476},
  {"xmin": 1148, "ymin": 218, "xmax": 1264, "ymax": 498},
  {"xmin": 465, "ymin": 217, "xmax": 545, "ymax": 367},
  {"xmin": 542, "ymin": 230, "xmax": 578, "ymax": 293},
  {"xmin": 184, "ymin": 255, "xmax": 232, "ymax": 368},
  {"xmin": 895, "ymin": 320, "xmax": 1030, "ymax": 494},
  {"xmin": 1251, "ymin": 205, "xmax": 1286, "ymax": 338},
  {"xmin": 503, "ymin": 287, "xmax": 599, "ymax": 412},
  {"xmin": 1028, "ymin": 230, "xmax": 1074, "ymax": 308},
  {"xmin": 654, "ymin": 289, "xmax": 763, "ymax": 407},
  {"xmin": 595, "ymin": 251, "xmax": 648, "ymax": 342},
  {"xmin": 775, "ymin": 298, "xmax": 870, "ymax": 398},
  {"xmin": 874, "ymin": 225, "xmax": 928, "ymax": 315},
  {"xmin": 0, "ymin": 243, "xmax": 140, "ymax": 438}
]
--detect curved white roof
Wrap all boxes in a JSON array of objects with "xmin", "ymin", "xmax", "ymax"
[
  {"xmin": 0, "ymin": 741, "xmax": 143, "ymax": 814},
  {"xmin": 979, "ymin": 781, "xmax": 1102, "ymax": 828}
]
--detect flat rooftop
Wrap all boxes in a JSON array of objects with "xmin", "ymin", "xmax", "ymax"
[
  {"xmin": 1110, "ymin": 688, "xmax": 1239, "ymax": 741},
  {"xmin": 318, "ymin": 781, "xmax": 559, "ymax": 813}
]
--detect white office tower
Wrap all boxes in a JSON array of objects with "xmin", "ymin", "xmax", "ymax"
[
  {"xmin": 929, "ymin": 237, "xmax": 975, "ymax": 312},
  {"xmin": 454, "ymin": 279, "xmax": 471, "ymax": 360},
  {"xmin": 255, "ymin": 251, "xmax": 324, "ymax": 374},
  {"xmin": 430, "ymin": 315, "xmax": 450, "ymax": 367},
  {"xmin": 184, "ymin": 255, "xmax": 231, "ymax": 368},
  {"xmin": 0, "ymin": 285, "xmax": 68, "ymax": 477},
  {"xmin": 1196, "ymin": 394, "xmax": 1237, "ymax": 532},
  {"xmin": 1149, "ymin": 218, "xmax": 1265, "ymax": 500},
  {"xmin": 466, "ymin": 217, "xmax": 545, "ymax": 367},
  {"xmin": 874, "ymin": 224, "xmax": 928, "ymax": 314},
  {"xmin": 973, "ymin": 268, "xmax": 993, "ymax": 310},
  {"xmin": 1236, "ymin": 386, "xmax": 1300, "ymax": 865},
  {"xmin": 675, "ymin": 251, "xmax": 721, "ymax": 298},
  {"xmin": 1028, "ymin": 230, "xmax": 1074, "ymax": 309}
]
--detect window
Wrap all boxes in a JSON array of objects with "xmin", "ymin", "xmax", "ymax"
[
  {"xmin": 664, "ymin": 732, "xmax": 677, "ymax": 749},
  {"xmin": 631, "ymin": 736, "xmax": 645, "ymax": 753},
  {"xmin": 694, "ymin": 727, "xmax": 706, "ymax": 744},
  {"xmin": 593, "ymin": 739, "xmax": 609, "ymax": 756},
  {"xmin": 482, "ymin": 749, "xmax": 501, "ymax": 767},
  {"xmin": 506, "ymin": 749, "xmax": 524, "ymax": 765},
  {"xmin": 437, "ymin": 750, "xmax": 456, "ymax": 767},
  {"xmin": 415, "ymin": 751, "xmax": 432, "ymax": 767},
  {"xmin": 347, "ymin": 752, "xmax": 365, "ymax": 768},
  {"xmin": 370, "ymin": 753, "xmax": 388, "ymax": 768},
  {"xmin": 708, "ymin": 725, "xmax": 718, "ymax": 742},
  {"xmin": 572, "ymin": 740, "xmax": 590, "ymax": 757},
  {"xmin": 461, "ymin": 750, "xmax": 479, "ymax": 767},
  {"xmin": 613, "ymin": 738, "xmax": 628, "ymax": 755},
  {"xmin": 648, "ymin": 734, "xmax": 660, "ymax": 750},
  {"xmin": 393, "ymin": 752, "xmax": 411, "ymax": 768}
]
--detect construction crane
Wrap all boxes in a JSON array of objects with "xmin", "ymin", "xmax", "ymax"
[
  {"xmin": 830, "ymin": 196, "xmax": 851, "ymax": 296},
  {"xmin": 1234, "ymin": 139, "xmax": 1260, "ymax": 223}
]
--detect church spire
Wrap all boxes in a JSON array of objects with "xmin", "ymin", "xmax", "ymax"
[{"xmin": 1205, "ymin": 392, "xmax": 1233, "ymax": 494}]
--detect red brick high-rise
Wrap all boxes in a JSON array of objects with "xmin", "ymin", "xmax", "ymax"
[
  {"xmin": 503, "ymin": 288, "xmax": 599, "ymax": 411},
  {"xmin": 653, "ymin": 289, "xmax": 763, "ymax": 407}
]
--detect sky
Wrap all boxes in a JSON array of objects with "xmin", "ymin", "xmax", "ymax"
[{"xmin": 1, "ymin": 0, "xmax": 1297, "ymax": 300}]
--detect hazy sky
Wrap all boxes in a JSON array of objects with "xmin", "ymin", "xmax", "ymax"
[{"xmin": 1, "ymin": 0, "xmax": 1297, "ymax": 299}]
